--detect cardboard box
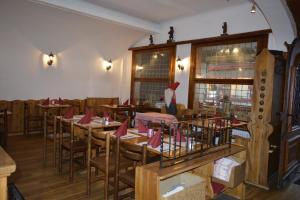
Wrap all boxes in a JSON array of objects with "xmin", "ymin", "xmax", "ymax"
[
  {"xmin": 160, "ymin": 172, "xmax": 206, "ymax": 200},
  {"xmin": 212, "ymin": 156, "xmax": 245, "ymax": 188}
]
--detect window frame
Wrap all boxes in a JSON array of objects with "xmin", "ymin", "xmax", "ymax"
[
  {"xmin": 130, "ymin": 46, "xmax": 176, "ymax": 104},
  {"xmin": 188, "ymin": 32, "xmax": 269, "ymax": 109}
]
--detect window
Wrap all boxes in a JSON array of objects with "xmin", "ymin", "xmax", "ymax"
[
  {"xmin": 189, "ymin": 33, "xmax": 268, "ymax": 121},
  {"xmin": 131, "ymin": 47, "xmax": 175, "ymax": 106}
]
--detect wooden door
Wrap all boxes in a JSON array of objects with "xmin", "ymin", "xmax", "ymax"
[{"xmin": 278, "ymin": 38, "xmax": 300, "ymax": 186}]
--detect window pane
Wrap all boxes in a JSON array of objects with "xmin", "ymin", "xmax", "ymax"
[
  {"xmin": 196, "ymin": 42, "xmax": 257, "ymax": 79},
  {"xmin": 134, "ymin": 82, "xmax": 168, "ymax": 106},
  {"xmin": 194, "ymin": 83, "xmax": 253, "ymax": 121},
  {"xmin": 135, "ymin": 50, "xmax": 170, "ymax": 79}
]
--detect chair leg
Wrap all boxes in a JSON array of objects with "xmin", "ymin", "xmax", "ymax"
[
  {"xmin": 59, "ymin": 147, "xmax": 63, "ymax": 175},
  {"xmin": 69, "ymin": 151, "xmax": 73, "ymax": 182},
  {"xmin": 87, "ymin": 164, "xmax": 91, "ymax": 196}
]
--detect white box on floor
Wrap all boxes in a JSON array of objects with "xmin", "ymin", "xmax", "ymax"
[{"xmin": 160, "ymin": 172, "xmax": 206, "ymax": 200}]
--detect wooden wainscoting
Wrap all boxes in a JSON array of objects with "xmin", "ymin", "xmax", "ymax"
[{"xmin": 0, "ymin": 98, "xmax": 120, "ymax": 136}]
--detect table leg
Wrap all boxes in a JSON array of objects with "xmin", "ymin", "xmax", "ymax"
[
  {"xmin": 0, "ymin": 176, "xmax": 7, "ymax": 200},
  {"xmin": 53, "ymin": 116, "xmax": 57, "ymax": 167},
  {"xmin": 43, "ymin": 111, "xmax": 47, "ymax": 166}
]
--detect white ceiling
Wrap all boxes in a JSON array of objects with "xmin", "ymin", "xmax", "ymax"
[
  {"xmin": 85, "ymin": 0, "xmax": 247, "ymax": 23},
  {"xmin": 31, "ymin": 0, "xmax": 248, "ymax": 33}
]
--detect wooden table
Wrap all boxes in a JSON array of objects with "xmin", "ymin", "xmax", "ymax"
[
  {"xmin": 38, "ymin": 104, "xmax": 70, "ymax": 165},
  {"xmin": 53, "ymin": 115, "xmax": 122, "ymax": 167},
  {"xmin": 0, "ymin": 146, "xmax": 16, "ymax": 200}
]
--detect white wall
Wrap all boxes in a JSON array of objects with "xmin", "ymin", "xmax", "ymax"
[
  {"xmin": 0, "ymin": 0, "xmax": 146, "ymax": 100},
  {"xmin": 133, "ymin": 1, "xmax": 296, "ymax": 106}
]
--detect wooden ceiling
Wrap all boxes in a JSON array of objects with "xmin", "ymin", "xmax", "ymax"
[{"xmin": 286, "ymin": 0, "xmax": 300, "ymax": 36}]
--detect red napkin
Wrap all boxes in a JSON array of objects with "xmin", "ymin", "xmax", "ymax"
[
  {"xmin": 231, "ymin": 116, "xmax": 240, "ymax": 124},
  {"xmin": 42, "ymin": 98, "xmax": 50, "ymax": 105},
  {"xmin": 174, "ymin": 130, "xmax": 186, "ymax": 142},
  {"xmin": 148, "ymin": 130, "xmax": 161, "ymax": 148},
  {"xmin": 63, "ymin": 108, "xmax": 74, "ymax": 119},
  {"xmin": 138, "ymin": 121, "xmax": 148, "ymax": 133},
  {"xmin": 58, "ymin": 97, "xmax": 64, "ymax": 105},
  {"xmin": 211, "ymin": 181, "xmax": 225, "ymax": 194},
  {"xmin": 114, "ymin": 120, "xmax": 128, "ymax": 137},
  {"xmin": 123, "ymin": 99, "xmax": 129, "ymax": 106},
  {"xmin": 78, "ymin": 111, "xmax": 93, "ymax": 124},
  {"xmin": 103, "ymin": 112, "xmax": 113, "ymax": 122}
]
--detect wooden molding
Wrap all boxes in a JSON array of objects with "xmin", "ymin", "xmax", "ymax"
[{"xmin": 129, "ymin": 29, "xmax": 271, "ymax": 51}]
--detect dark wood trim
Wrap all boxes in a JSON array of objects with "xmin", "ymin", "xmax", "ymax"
[
  {"xmin": 133, "ymin": 78, "xmax": 170, "ymax": 82},
  {"xmin": 130, "ymin": 46, "xmax": 176, "ymax": 103},
  {"xmin": 129, "ymin": 29, "xmax": 271, "ymax": 51},
  {"xmin": 278, "ymin": 38, "xmax": 300, "ymax": 186},
  {"xmin": 187, "ymin": 31, "xmax": 269, "ymax": 109},
  {"xmin": 194, "ymin": 78, "xmax": 254, "ymax": 85}
]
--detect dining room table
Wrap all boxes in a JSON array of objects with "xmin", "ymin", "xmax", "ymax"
[{"xmin": 53, "ymin": 115, "xmax": 122, "ymax": 167}]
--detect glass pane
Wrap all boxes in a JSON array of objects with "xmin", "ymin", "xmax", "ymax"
[
  {"xmin": 196, "ymin": 42, "xmax": 257, "ymax": 79},
  {"xmin": 135, "ymin": 50, "xmax": 170, "ymax": 79},
  {"xmin": 134, "ymin": 81, "xmax": 168, "ymax": 106},
  {"xmin": 194, "ymin": 83, "xmax": 253, "ymax": 121}
]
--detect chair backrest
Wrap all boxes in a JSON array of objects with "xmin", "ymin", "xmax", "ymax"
[
  {"xmin": 59, "ymin": 119, "xmax": 73, "ymax": 143},
  {"xmin": 24, "ymin": 100, "xmax": 41, "ymax": 117},
  {"xmin": 118, "ymin": 139, "xmax": 147, "ymax": 165}
]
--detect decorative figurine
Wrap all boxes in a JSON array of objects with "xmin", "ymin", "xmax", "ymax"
[
  {"xmin": 221, "ymin": 22, "xmax": 228, "ymax": 36},
  {"xmin": 149, "ymin": 35, "xmax": 154, "ymax": 46},
  {"xmin": 167, "ymin": 26, "xmax": 175, "ymax": 43}
]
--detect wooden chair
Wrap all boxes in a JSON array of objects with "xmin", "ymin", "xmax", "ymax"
[
  {"xmin": 24, "ymin": 100, "xmax": 43, "ymax": 135},
  {"xmin": 114, "ymin": 138, "xmax": 147, "ymax": 200},
  {"xmin": 86, "ymin": 131, "xmax": 112, "ymax": 198},
  {"xmin": 59, "ymin": 120, "xmax": 87, "ymax": 181},
  {"xmin": 0, "ymin": 109, "xmax": 8, "ymax": 149}
]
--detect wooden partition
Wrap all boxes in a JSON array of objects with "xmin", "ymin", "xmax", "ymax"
[
  {"xmin": 136, "ymin": 145, "xmax": 246, "ymax": 200},
  {"xmin": 84, "ymin": 97, "xmax": 119, "ymax": 114}
]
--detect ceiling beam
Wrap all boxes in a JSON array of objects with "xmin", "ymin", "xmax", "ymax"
[{"xmin": 29, "ymin": 0, "xmax": 161, "ymax": 33}]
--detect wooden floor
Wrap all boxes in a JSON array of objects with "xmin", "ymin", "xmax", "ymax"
[{"xmin": 6, "ymin": 134, "xmax": 300, "ymax": 200}]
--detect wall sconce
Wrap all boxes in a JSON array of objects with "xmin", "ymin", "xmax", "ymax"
[
  {"xmin": 47, "ymin": 52, "xmax": 55, "ymax": 66},
  {"xmin": 177, "ymin": 57, "xmax": 184, "ymax": 71},
  {"xmin": 250, "ymin": 1, "xmax": 256, "ymax": 14},
  {"xmin": 106, "ymin": 59, "xmax": 112, "ymax": 71}
]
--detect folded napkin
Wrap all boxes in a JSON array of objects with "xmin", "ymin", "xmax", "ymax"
[
  {"xmin": 42, "ymin": 98, "xmax": 50, "ymax": 105},
  {"xmin": 58, "ymin": 97, "xmax": 64, "ymax": 105},
  {"xmin": 231, "ymin": 116, "xmax": 240, "ymax": 124},
  {"xmin": 103, "ymin": 112, "xmax": 113, "ymax": 122},
  {"xmin": 138, "ymin": 121, "xmax": 148, "ymax": 133},
  {"xmin": 78, "ymin": 111, "xmax": 93, "ymax": 124},
  {"xmin": 123, "ymin": 99, "xmax": 129, "ymax": 106},
  {"xmin": 148, "ymin": 129, "xmax": 161, "ymax": 148},
  {"xmin": 63, "ymin": 108, "xmax": 74, "ymax": 119},
  {"xmin": 114, "ymin": 120, "xmax": 128, "ymax": 137},
  {"xmin": 174, "ymin": 130, "xmax": 186, "ymax": 142},
  {"xmin": 211, "ymin": 181, "xmax": 225, "ymax": 195}
]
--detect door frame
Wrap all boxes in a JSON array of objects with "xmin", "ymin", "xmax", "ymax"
[{"xmin": 278, "ymin": 38, "xmax": 300, "ymax": 187}]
